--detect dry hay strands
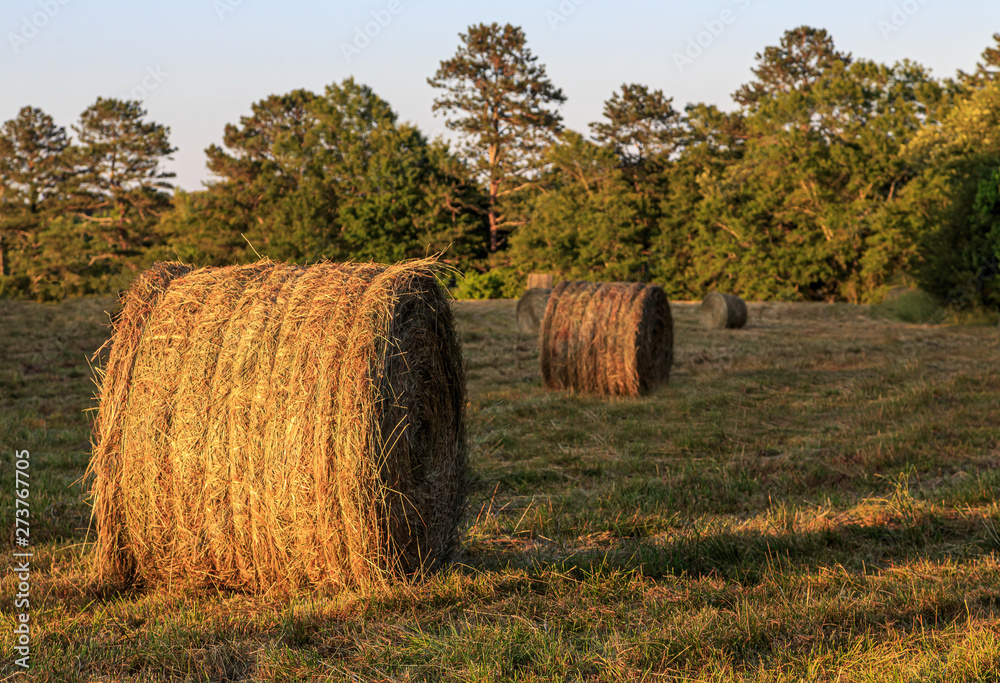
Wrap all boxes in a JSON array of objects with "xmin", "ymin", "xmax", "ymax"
[
  {"xmin": 516, "ymin": 288, "xmax": 552, "ymax": 337},
  {"xmin": 87, "ymin": 259, "xmax": 467, "ymax": 595},
  {"xmin": 540, "ymin": 281, "xmax": 673, "ymax": 396},
  {"xmin": 701, "ymin": 292, "xmax": 748, "ymax": 329}
]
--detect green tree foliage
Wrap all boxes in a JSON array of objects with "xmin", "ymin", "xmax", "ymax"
[
  {"xmin": 0, "ymin": 106, "xmax": 70, "ymax": 283},
  {"xmin": 507, "ymin": 132, "xmax": 646, "ymax": 281},
  {"xmin": 429, "ymin": 22, "xmax": 566, "ymax": 252},
  {"xmin": 901, "ymin": 75, "xmax": 1000, "ymax": 310},
  {"xmin": 0, "ymin": 100, "xmax": 174, "ymax": 299},
  {"xmin": 589, "ymin": 83, "xmax": 681, "ymax": 171},
  {"xmin": 201, "ymin": 88, "xmax": 327, "ymax": 262},
  {"xmin": 5, "ymin": 24, "xmax": 1000, "ymax": 307},
  {"xmin": 733, "ymin": 26, "xmax": 848, "ymax": 109},
  {"xmin": 650, "ymin": 103, "xmax": 747, "ymax": 299},
  {"xmin": 663, "ymin": 27, "xmax": 942, "ymax": 302},
  {"xmin": 957, "ymin": 32, "xmax": 1000, "ymax": 88},
  {"xmin": 167, "ymin": 79, "xmax": 483, "ymax": 266},
  {"xmin": 72, "ymin": 97, "xmax": 176, "ymax": 234}
]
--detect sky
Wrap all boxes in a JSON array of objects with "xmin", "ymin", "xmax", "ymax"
[{"xmin": 2, "ymin": 0, "xmax": 998, "ymax": 191}]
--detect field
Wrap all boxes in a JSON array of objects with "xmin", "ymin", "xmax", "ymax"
[{"xmin": 1, "ymin": 294, "xmax": 1000, "ymax": 681}]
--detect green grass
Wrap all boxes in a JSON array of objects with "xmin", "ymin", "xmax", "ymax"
[
  {"xmin": 872, "ymin": 289, "xmax": 945, "ymax": 324},
  {"xmin": 2, "ymin": 296, "xmax": 1000, "ymax": 681}
]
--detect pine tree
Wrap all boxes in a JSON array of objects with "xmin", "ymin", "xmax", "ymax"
[
  {"xmin": 429, "ymin": 22, "xmax": 565, "ymax": 252},
  {"xmin": 590, "ymin": 84, "xmax": 681, "ymax": 170},
  {"xmin": 733, "ymin": 26, "xmax": 850, "ymax": 110},
  {"xmin": 0, "ymin": 106, "xmax": 70, "ymax": 278},
  {"xmin": 71, "ymin": 97, "xmax": 175, "ymax": 254},
  {"xmin": 957, "ymin": 33, "xmax": 1000, "ymax": 88}
]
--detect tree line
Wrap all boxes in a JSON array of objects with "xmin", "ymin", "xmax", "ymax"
[{"xmin": 1, "ymin": 24, "xmax": 999, "ymax": 309}]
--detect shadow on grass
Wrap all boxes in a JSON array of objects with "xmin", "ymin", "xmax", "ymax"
[{"xmin": 461, "ymin": 510, "xmax": 1000, "ymax": 586}]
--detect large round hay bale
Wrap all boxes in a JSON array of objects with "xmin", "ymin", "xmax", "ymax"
[
  {"xmin": 87, "ymin": 259, "xmax": 467, "ymax": 594},
  {"xmin": 540, "ymin": 281, "xmax": 673, "ymax": 396},
  {"xmin": 701, "ymin": 292, "xmax": 748, "ymax": 329},
  {"xmin": 516, "ymin": 288, "xmax": 552, "ymax": 336}
]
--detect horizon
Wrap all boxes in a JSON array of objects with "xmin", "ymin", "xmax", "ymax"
[{"xmin": 3, "ymin": 0, "xmax": 998, "ymax": 191}]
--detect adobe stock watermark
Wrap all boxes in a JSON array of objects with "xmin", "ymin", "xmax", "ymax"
[
  {"xmin": 118, "ymin": 66, "xmax": 169, "ymax": 103},
  {"xmin": 877, "ymin": 0, "xmax": 929, "ymax": 39},
  {"xmin": 546, "ymin": 0, "xmax": 587, "ymax": 31},
  {"xmin": 11, "ymin": 449, "xmax": 32, "ymax": 670},
  {"xmin": 213, "ymin": 0, "xmax": 244, "ymax": 22},
  {"xmin": 673, "ymin": 0, "xmax": 752, "ymax": 73},
  {"xmin": 7, "ymin": 0, "xmax": 72, "ymax": 53},
  {"xmin": 340, "ymin": 1, "xmax": 402, "ymax": 63}
]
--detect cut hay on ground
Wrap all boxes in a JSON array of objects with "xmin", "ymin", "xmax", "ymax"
[
  {"xmin": 516, "ymin": 288, "xmax": 552, "ymax": 337},
  {"xmin": 87, "ymin": 259, "xmax": 467, "ymax": 594},
  {"xmin": 540, "ymin": 281, "xmax": 673, "ymax": 396},
  {"xmin": 701, "ymin": 292, "xmax": 748, "ymax": 329}
]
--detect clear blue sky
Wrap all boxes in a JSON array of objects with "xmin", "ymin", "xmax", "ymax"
[{"xmin": 3, "ymin": 0, "xmax": 997, "ymax": 191}]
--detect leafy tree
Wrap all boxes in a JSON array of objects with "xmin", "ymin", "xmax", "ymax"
[
  {"xmin": 901, "ymin": 77, "xmax": 1000, "ymax": 310},
  {"xmin": 168, "ymin": 79, "xmax": 483, "ymax": 266},
  {"xmin": 429, "ymin": 22, "xmax": 566, "ymax": 252},
  {"xmin": 312, "ymin": 79, "xmax": 483, "ymax": 263},
  {"xmin": 202, "ymin": 88, "xmax": 322, "ymax": 260},
  {"xmin": 660, "ymin": 28, "xmax": 941, "ymax": 302},
  {"xmin": 588, "ymin": 83, "xmax": 683, "ymax": 263},
  {"xmin": 0, "ymin": 101, "xmax": 170, "ymax": 299},
  {"xmin": 0, "ymin": 106, "xmax": 70, "ymax": 279},
  {"xmin": 507, "ymin": 131, "xmax": 646, "ymax": 281},
  {"xmin": 649, "ymin": 103, "xmax": 747, "ymax": 299}
]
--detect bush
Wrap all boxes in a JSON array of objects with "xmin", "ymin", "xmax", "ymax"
[
  {"xmin": 452, "ymin": 269, "xmax": 524, "ymax": 299},
  {"xmin": 872, "ymin": 288, "xmax": 943, "ymax": 323}
]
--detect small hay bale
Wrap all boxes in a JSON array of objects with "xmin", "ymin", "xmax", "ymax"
[
  {"xmin": 700, "ymin": 292, "xmax": 748, "ymax": 329},
  {"xmin": 88, "ymin": 259, "xmax": 467, "ymax": 594},
  {"xmin": 526, "ymin": 273, "xmax": 553, "ymax": 290},
  {"xmin": 540, "ymin": 281, "xmax": 673, "ymax": 396},
  {"xmin": 516, "ymin": 288, "xmax": 552, "ymax": 336}
]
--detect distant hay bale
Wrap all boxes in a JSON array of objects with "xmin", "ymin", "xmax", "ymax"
[
  {"xmin": 526, "ymin": 273, "xmax": 553, "ymax": 290},
  {"xmin": 516, "ymin": 288, "xmax": 552, "ymax": 336},
  {"xmin": 540, "ymin": 281, "xmax": 673, "ymax": 396},
  {"xmin": 701, "ymin": 292, "xmax": 748, "ymax": 329},
  {"xmin": 87, "ymin": 259, "xmax": 467, "ymax": 594}
]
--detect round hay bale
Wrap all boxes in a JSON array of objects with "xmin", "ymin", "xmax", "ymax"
[
  {"xmin": 540, "ymin": 281, "xmax": 673, "ymax": 396},
  {"xmin": 526, "ymin": 273, "xmax": 553, "ymax": 290},
  {"xmin": 516, "ymin": 288, "xmax": 552, "ymax": 336},
  {"xmin": 700, "ymin": 292, "xmax": 748, "ymax": 329},
  {"xmin": 87, "ymin": 259, "xmax": 467, "ymax": 594}
]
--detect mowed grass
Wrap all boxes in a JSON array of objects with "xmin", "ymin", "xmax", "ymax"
[{"xmin": 1, "ymin": 294, "xmax": 999, "ymax": 681}]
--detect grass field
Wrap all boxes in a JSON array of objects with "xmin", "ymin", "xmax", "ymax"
[{"xmin": 2, "ymin": 295, "xmax": 999, "ymax": 681}]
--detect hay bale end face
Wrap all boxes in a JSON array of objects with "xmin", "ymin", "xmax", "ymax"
[
  {"xmin": 526, "ymin": 273, "xmax": 553, "ymax": 290},
  {"xmin": 540, "ymin": 281, "xmax": 673, "ymax": 396},
  {"xmin": 516, "ymin": 288, "xmax": 552, "ymax": 336},
  {"xmin": 701, "ymin": 292, "xmax": 748, "ymax": 329},
  {"xmin": 88, "ymin": 260, "xmax": 467, "ymax": 594}
]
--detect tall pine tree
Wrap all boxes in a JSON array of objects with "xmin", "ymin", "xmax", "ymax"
[
  {"xmin": 429, "ymin": 22, "xmax": 565, "ymax": 252},
  {"xmin": 0, "ymin": 106, "xmax": 70, "ymax": 279}
]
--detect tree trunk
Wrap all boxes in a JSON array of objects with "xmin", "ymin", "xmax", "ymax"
[
  {"xmin": 488, "ymin": 209, "xmax": 498, "ymax": 253},
  {"xmin": 488, "ymin": 177, "xmax": 500, "ymax": 252}
]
